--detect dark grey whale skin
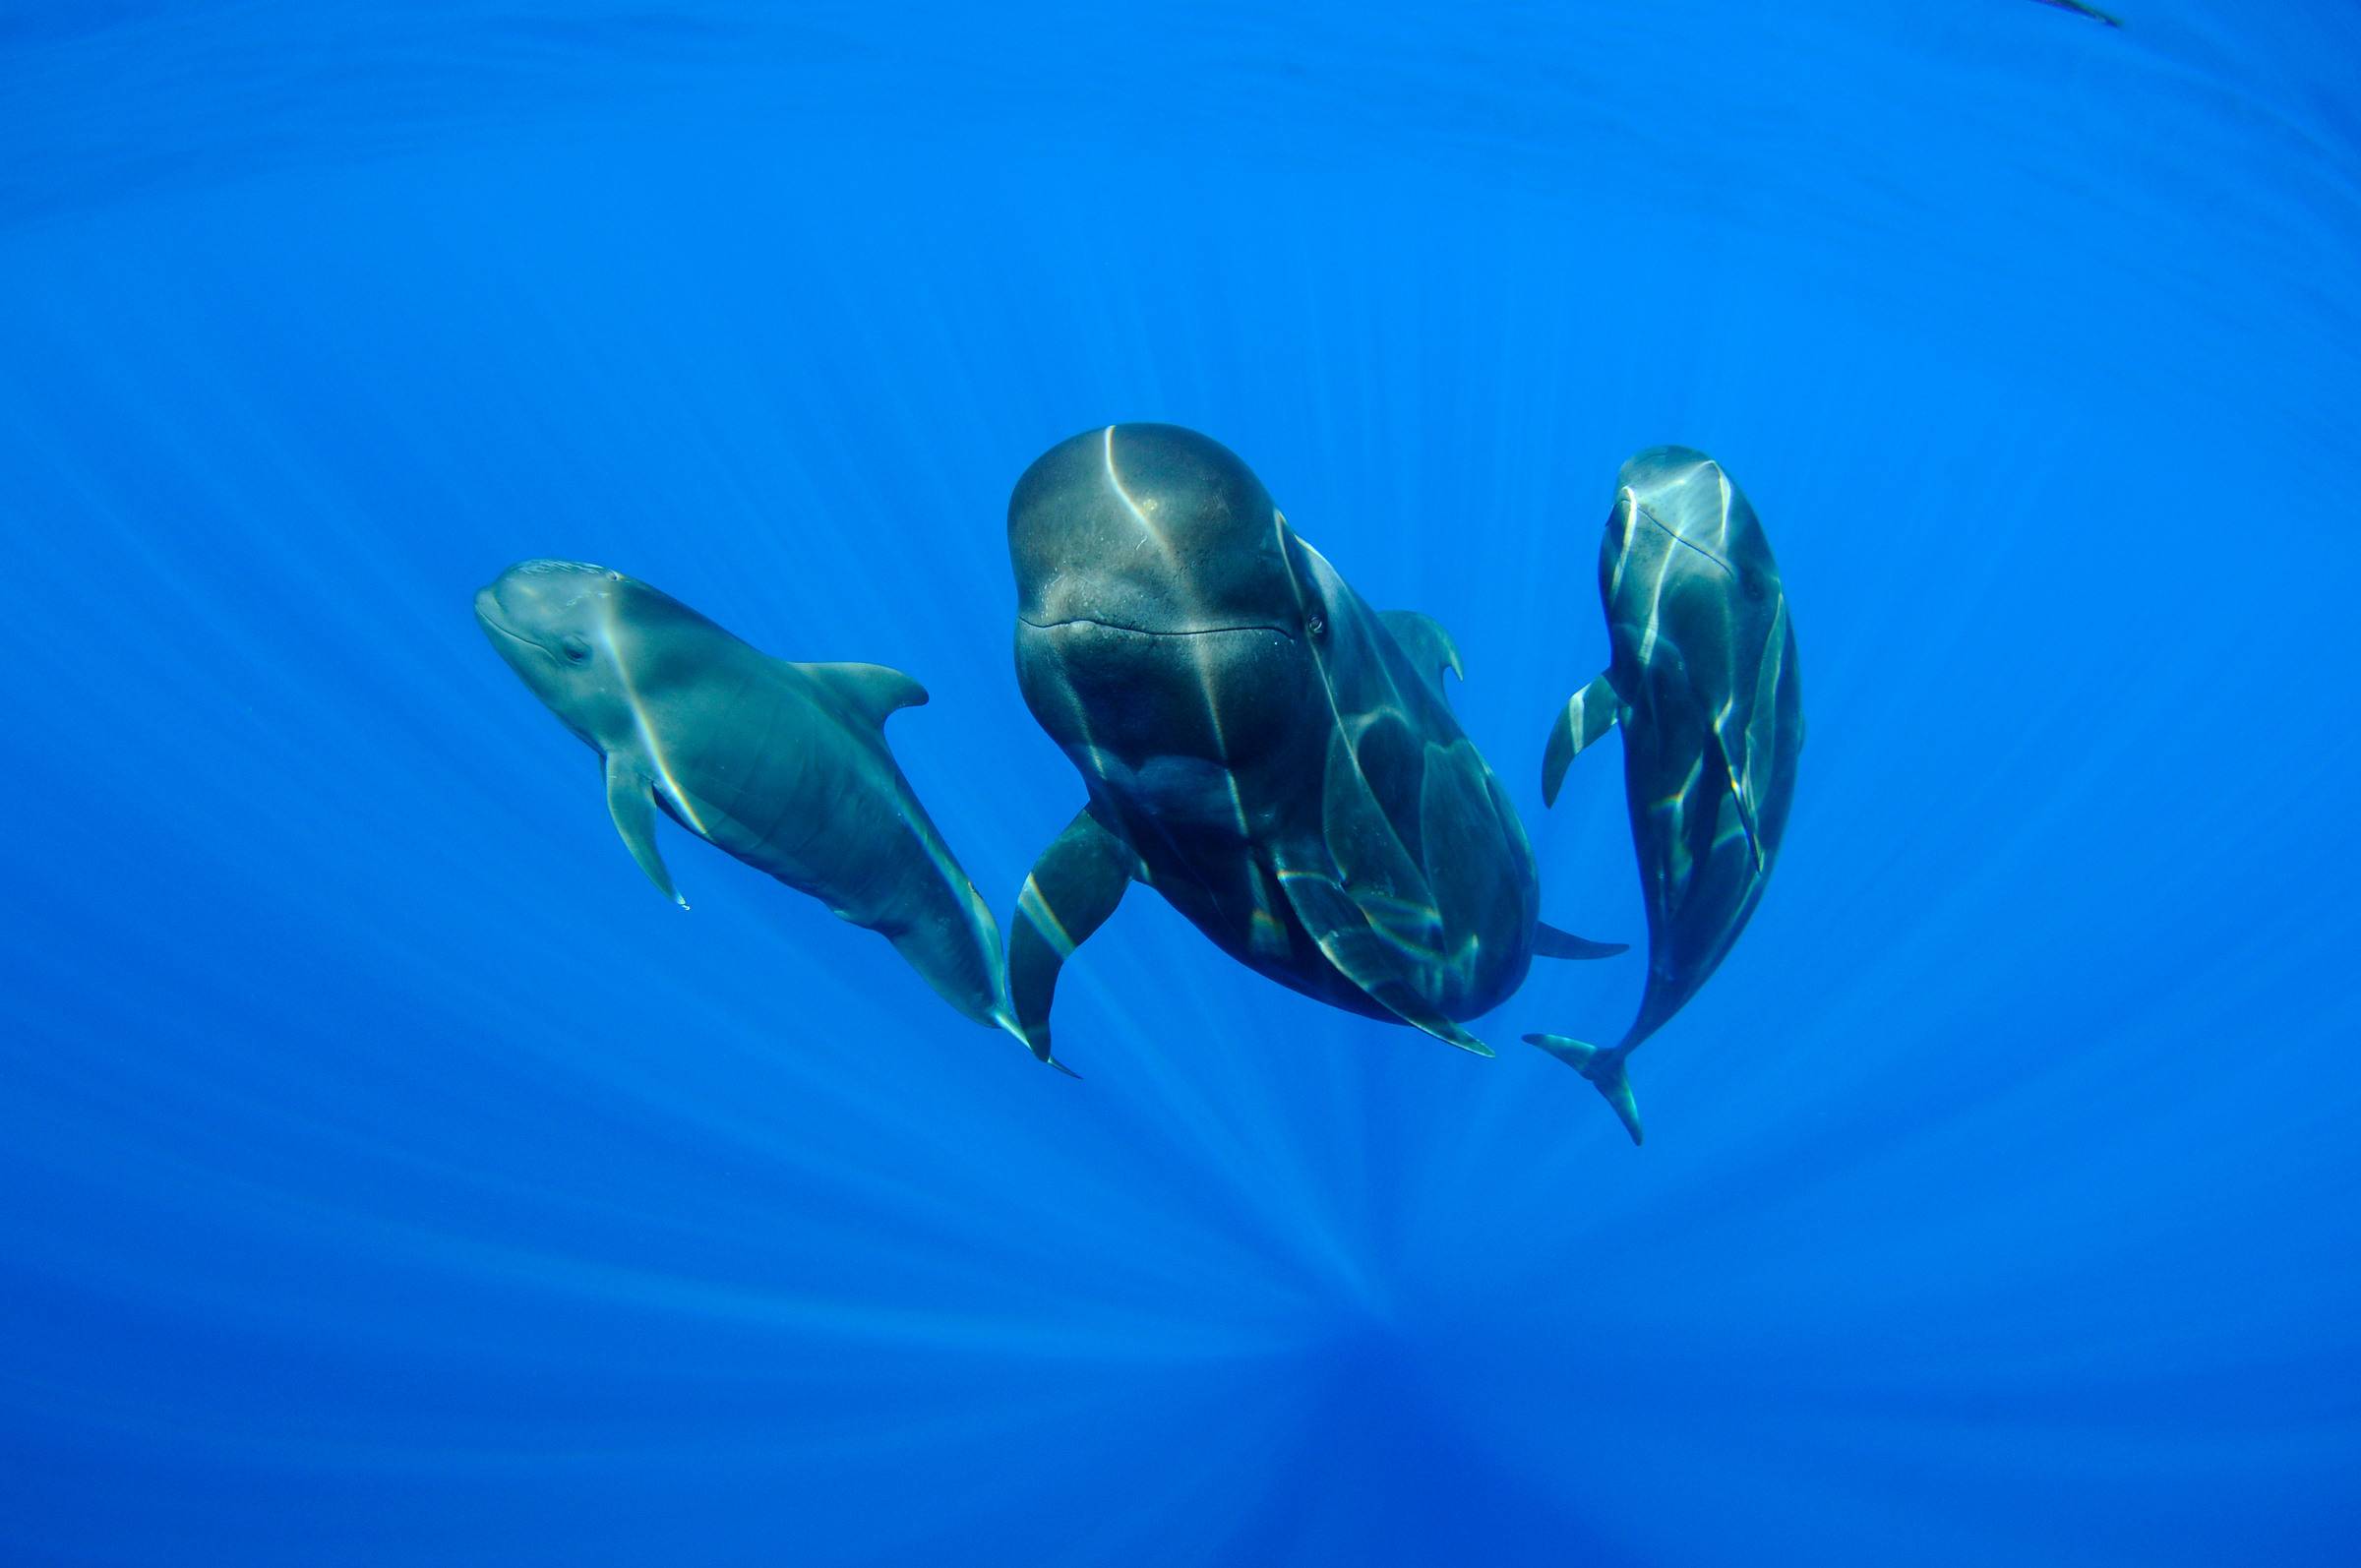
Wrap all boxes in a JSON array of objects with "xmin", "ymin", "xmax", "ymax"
[
  {"xmin": 1005, "ymin": 423, "xmax": 1621, "ymax": 1066},
  {"xmin": 474, "ymin": 560, "xmax": 1029, "ymax": 1052},
  {"xmin": 1530, "ymin": 447, "xmax": 1803, "ymax": 1142}
]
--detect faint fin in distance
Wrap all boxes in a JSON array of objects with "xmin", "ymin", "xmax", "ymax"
[
  {"xmin": 605, "ymin": 753, "xmax": 687, "ymax": 908},
  {"xmin": 1542, "ymin": 673, "xmax": 1623, "ymax": 807},
  {"xmin": 1534, "ymin": 922, "xmax": 1629, "ymax": 960},
  {"xmin": 1525, "ymin": 1034, "xmax": 1641, "ymax": 1144},
  {"xmin": 2032, "ymin": 0, "xmax": 2121, "ymax": 26}
]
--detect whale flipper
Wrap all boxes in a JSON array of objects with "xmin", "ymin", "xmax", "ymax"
[
  {"xmin": 1720, "ymin": 592, "xmax": 1796, "ymax": 870},
  {"xmin": 1524, "ymin": 1034, "xmax": 1642, "ymax": 1144},
  {"xmin": 1321, "ymin": 727, "xmax": 1451, "ymax": 959},
  {"xmin": 804, "ymin": 662, "xmax": 929, "ymax": 728},
  {"xmin": 1702, "ymin": 724, "xmax": 1765, "ymax": 875},
  {"xmin": 1534, "ymin": 922, "xmax": 1628, "ymax": 960},
  {"xmin": 604, "ymin": 753, "xmax": 686, "ymax": 907},
  {"xmin": 1378, "ymin": 611, "xmax": 1464, "ymax": 706},
  {"xmin": 1010, "ymin": 808, "xmax": 1133, "ymax": 1065},
  {"xmin": 1278, "ymin": 867, "xmax": 1491, "ymax": 1055},
  {"xmin": 1542, "ymin": 673, "xmax": 1625, "ymax": 808}
]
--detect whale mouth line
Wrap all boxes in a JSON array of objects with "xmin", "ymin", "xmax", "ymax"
[
  {"xmin": 1635, "ymin": 506, "xmax": 1736, "ymax": 576},
  {"xmin": 478, "ymin": 614, "xmax": 556, "ymax": 657},
  {"xmin": 1019, "ymin": 615, "xmax": 1297, "ymax": 641}
]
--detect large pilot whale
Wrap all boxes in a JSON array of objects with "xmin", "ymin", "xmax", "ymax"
[
  {"xmin": 1528, "ymin": 447, "xmax": 1803, "ymax": 1142},
  {"xmin": 1004, "ymin": 423, "xmax": 1624, "ymax": 1065},
  {"xmin": 475, "ymin": 560, "xmax": 1033, "ymax": 1054}
]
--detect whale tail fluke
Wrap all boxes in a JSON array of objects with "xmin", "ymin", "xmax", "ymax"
[{"xmin": 1524, "ymin": 1034, "xmax": 1643, "ymax": 1145}]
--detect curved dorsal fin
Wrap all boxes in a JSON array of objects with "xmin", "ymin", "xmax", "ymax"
[
  {"xmin": 800, "ymin": 662, "xmax": 929, "ymax": 728},
  {"xmin": 1378, "ymin": 610, "xmax": 1464, "ymax": 706}
]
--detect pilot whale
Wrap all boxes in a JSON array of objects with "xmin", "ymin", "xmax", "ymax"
[
  {"xmin": 475, "ymin": 560, "xmax": 1032, "ymax": 1052},
  {"xmin": 1004, "ymin": 423, "xmax": 1624, "ymax": 1065},
  {"xmin": 1528, "ymin": 447, "xmax": 1803, "ymax": 1142}
]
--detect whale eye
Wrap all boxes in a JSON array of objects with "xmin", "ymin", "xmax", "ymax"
[
  {"xmin": 562, "ymin": 638, "xmax": 591, "ymax": 664},
  {"xmin": 1304, "ymin": 611, "xmax": 1327, "ymax": 640}
]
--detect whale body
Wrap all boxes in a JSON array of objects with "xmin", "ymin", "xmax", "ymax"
[
  {"xmin": 475, "ymin": 560, "xmax": 1029, "ymax": 1051},
  {"xmin": 1528, "ymin": 447, "xmax": 1804, "ymax": 1142},
  {"xmin": 1004, "ymin": 423, "xmax": 1623, "ymax": 1065}
]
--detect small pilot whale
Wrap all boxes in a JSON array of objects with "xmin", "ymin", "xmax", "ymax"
[
  {"xmin": 475, "ymin": 560, "xmax": 1032, "ymax": 1052},
  {"xmin": 1005, "ymin": 423, "xmax": 1624, "ymax": 1065},
  {"xmin": 1529, "ymin": 447, "xmax": 1803, "ymax": 1142}
]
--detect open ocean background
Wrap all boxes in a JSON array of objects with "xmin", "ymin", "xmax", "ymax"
[{"xmin": 4, "ymin": 3, "xmax": 2357, "ymax": 1563}]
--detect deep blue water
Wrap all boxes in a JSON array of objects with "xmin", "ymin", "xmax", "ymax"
[{"xmin": 4, "ymin": 4, "xmax": 2358, "ymax": 1564}]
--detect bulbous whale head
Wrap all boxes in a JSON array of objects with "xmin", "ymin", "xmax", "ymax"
[
  {"xmin": 1008, "ymin": 425, "xmax": 1331, "ymax": 781},
  {"xmin": 473, "ymin": 560, "xmax": 717, "ymax": 750},
  {"xmin": 1010, "ymin": 423, "xmax": 1306, "ymax": 638},
  {"xmin": 1604, "ymin": 446, "xmax": 1786, "ymax": 620}
]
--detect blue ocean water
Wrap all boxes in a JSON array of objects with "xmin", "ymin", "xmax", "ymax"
[{"xmin": 3, "ymin": 3, "xmax": 2357, "ymax": 1563}]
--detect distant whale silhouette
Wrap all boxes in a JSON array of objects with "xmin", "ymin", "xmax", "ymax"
[
  {"xmin": 1004, "ymin": 423, "xmax": 1623, "ymax": 1066},
  {"xmin": 1527, "ymin": 447, "xmax": 1803, "ymax": 1142},
  {"xmin": 475, "ymin": 560, "xmax": 1033, "ymax": 1053}
]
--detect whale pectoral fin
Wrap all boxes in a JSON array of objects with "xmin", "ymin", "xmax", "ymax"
[
  {"xmin": 802, "ymin": 662, "xmax": 930, "ymax": 729},
  {"xmin": 1008, "ymin": 808, "xmax": 1132, "ymax": 1065},
  {"xmin": 605, "ymin": 754, "xmax": 687, "ymax": 908},
  {"xmin": 1542, "ymin": 673, "xmax": 1623, "ymax": 808},
  {"xmin": 1524, "ymin": 1035, "xmax": 1642, "ymax": 1144},
  {"xmin": 1534, "ymin": 922, "xmax": 1629, "ymax": 960},
  {"xmin": 1378, "ymin": 610, "xmax": 1464, "ymax": 707},
  {"xmin": 1727, "ymin": 594, "xmax": 1796, "ymax": 864},
  {"xmin": 1277, "ymin": 867, "xmax": 1491, "ymax": 1056},
  {"xmin": 1322, "ymin": 726, "xmax": 1445, "ymax": 958},
  {"xmin": 1705, "ymin": 724, "xmax": 1764, "ymax": 875}
]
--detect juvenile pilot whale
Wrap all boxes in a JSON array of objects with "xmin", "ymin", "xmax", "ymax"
[
  {"xmin": 475, "ymin": 560, "xmax": 1032, "ymax": 1052},
  {"xmin": 1528, "ymin": 447, "xmax": 1803, "ymax": 1142},
  {"xmin": 1005, "ymin": 423, "xmax": 1623, "ymax": 1065}
]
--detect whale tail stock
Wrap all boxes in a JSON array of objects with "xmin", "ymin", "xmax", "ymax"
[{"xmin": 1524, "ymin": 1034, "xmax": 1643, "ymax": 1145}]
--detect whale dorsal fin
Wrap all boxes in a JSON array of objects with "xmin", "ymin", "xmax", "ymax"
[
  {"xmin": 1379, "ymin": 610, "xmax": 1463, "ymax": 707},
  {"xmin": 801, "ymin": 662, "xmax": 929, "ymax": 729}
]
